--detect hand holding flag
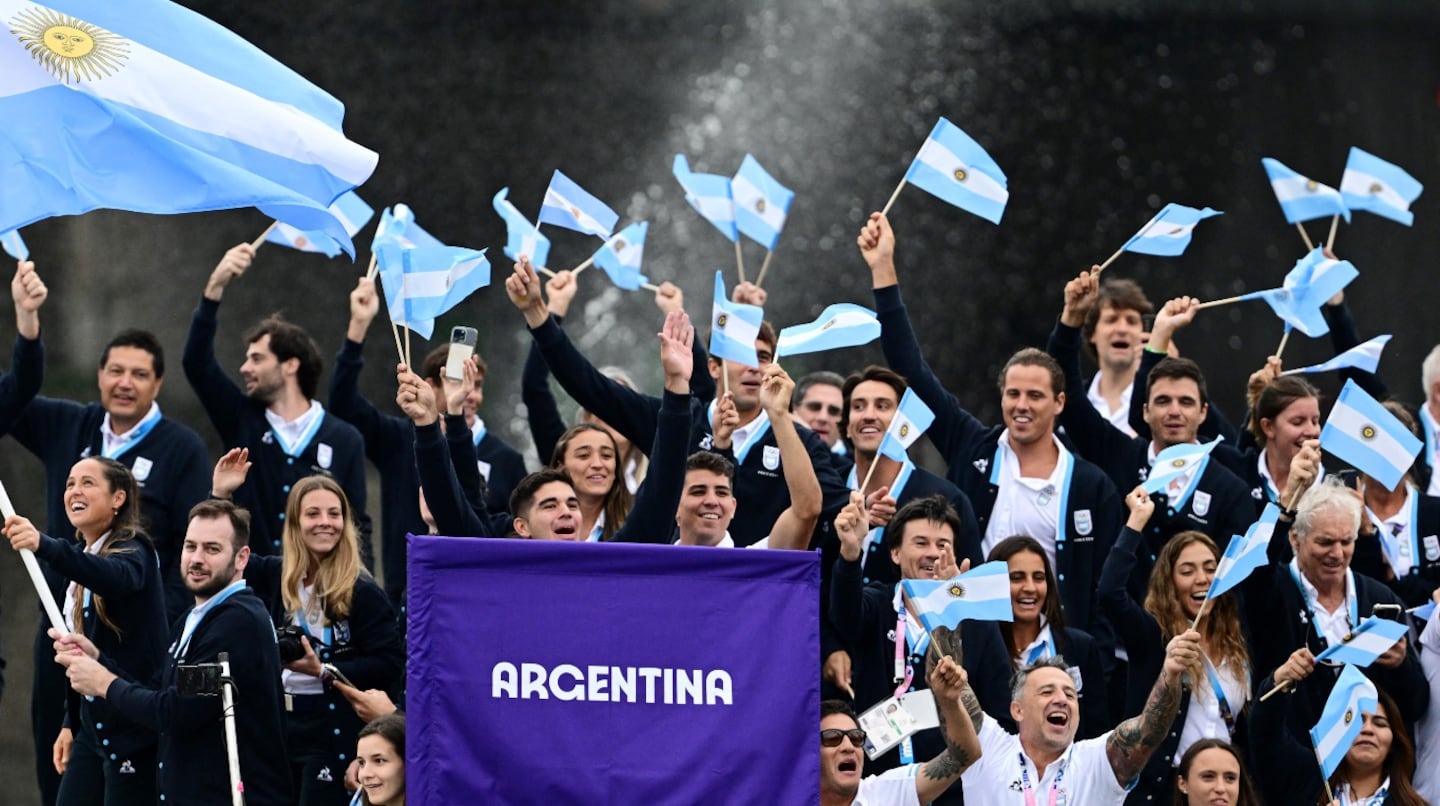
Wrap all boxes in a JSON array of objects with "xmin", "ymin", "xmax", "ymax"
[
  {"xmin": 1, "ymin": 229, "xmax": 29, "ymax": 261},
  {"xmin": 1310, "ymin": 664, "xmax": 1378, "ymax": 782}
]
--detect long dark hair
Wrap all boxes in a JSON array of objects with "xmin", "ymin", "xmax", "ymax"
[
  {"xmin": 1328, "ymin": 687, "xmax": 1425, "ymax": 806},
  {"xmin": 550, "ymin": 423, "xmax": 632, "ymax": 540},
  {"xmin": 70, "ymin": 457, "xmax": 149, "ymax": 636},
  {"xmin": 1172, "ymin": 738, "xmax": 1259, "ymax": 806},
  {"xmin": 987, "ymin": 536, "xmax": 1067, "ymax": 668}
]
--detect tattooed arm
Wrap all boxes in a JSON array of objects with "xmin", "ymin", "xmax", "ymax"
[
  {"xmin": 916, "ymin": 651, "xmax": 981, "ymax": 803},
  {"xmin": 1104, "ymin": 629, "xmax": 1199, "ymax": 786}
]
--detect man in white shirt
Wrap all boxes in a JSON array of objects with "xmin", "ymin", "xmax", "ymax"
[
  {"xmin": 1080, "ymin": 277, "xmax": 1153, "ymax": 438},
  {"xmin": 957, "ymin": 632, "xmax": 1197, "ymax": 805},
  {"xmin": 820, "ymin": 655, "xmax": 980, "ymax": 806}
]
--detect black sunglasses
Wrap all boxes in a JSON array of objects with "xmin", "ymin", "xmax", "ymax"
[
  {"xmin": 820, "ymin": 728, "xmax": 867, "ymax": 747},
  {"xmin": 802, "ymin": 401, "xmax": 843, "ymax": 417}
]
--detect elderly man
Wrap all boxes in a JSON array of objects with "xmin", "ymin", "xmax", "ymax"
[
  {"xmin": 1241, "ymin": 443, "xmax": 1429, "ymax": 733},
  {"xmin": 958, "ymin": 630, "xmax": 1195, "ymax": 805}
]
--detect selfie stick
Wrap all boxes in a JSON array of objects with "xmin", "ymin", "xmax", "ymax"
[
  {"xmin": 0, "ymin": 480, "xmax": 68, "ymax": 633},
  {"xmin": 218, "ymin": 652, "xmax": 245, "ymax": 806}
]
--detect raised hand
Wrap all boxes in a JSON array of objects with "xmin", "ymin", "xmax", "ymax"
[
  {"xmin": 211, "ymin": 448, "xmax": 252, "ymax": 499},
  {"xmin": 1148, "ymin": 296, "xmax": 1199, "ymax": 354},
  {"xmin": 347, "ymin": 277, "xmax": 379, "ymax": 342},
  {"xmin": 441, "ymin": 356, "xmax": 480, "ymax": 416},
  {"xmin": 204, "ymin": 243, "xmax": 255, "ymax": 301},
  {"xmin": 395, "ymin": 363, "xmax": 438, "ymax": 426},
  {"xmin": 834, "ymin": 491, "xmax": 866, "ymax": 562},
  {"xmin": 857, "ymin": 212, "xmax": 897, "ymax": 284},
  {"xmin": 732, "ymin": 281, "xmax": 767, "ymax": 308},
  {"xmin": 505, "ymin": 257, "xmax": 548, "ymax": 327},
  {"xmin": 3, "ymin": 514, "xmax": 41, "ymax": 553},
  {"xmin": 757, "ymin": 363, "xmax": 794, "ymax": 419},
  {"xmin": 1272, "ymin": 647, "xmax": 1316, "ymax": 687},
  {"xmin": 659, "ymin": 310, "xmax": 695, "ymax": 393},
  {"xmin": 1283, "ymin": 439, "xmax": 1321, "ymax": 507},
  {"xmin": 545, "ymin": 269, "xmax": 578, "ymax": 318},
  {"xmin": 1162, "ymin": 629, "xmax": 1202, "ymax": 680},
  {"xmin": 653, "ymin": 281, "xmax": 684, "ymax": 316},
  {"xmin": 1059, "ymin": 266, "xmax": 1100, "ymax": 327},
  {"xmin": 710, "ymin": 392, "xmax": 740, "ymax": 450},
  {"xmin": 1125, "ymin": 486, "xmax": 1154, "ymax": 530}
]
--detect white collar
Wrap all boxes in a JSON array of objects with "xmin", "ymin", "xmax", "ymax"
[
  {"xmin": 1292, "ymin": 557, "xmax": 1356, "ymax": 617},
  {"xmin": 996, "ymin": 429, "xmax": 1070, "ymax": 485},
  {"xmin": 101, "ymin": 401, "xmax": 161, "ymax": 442},
  {"xmin": 264, "ymin": 398, "xmax": 323, "ymax": 432}
]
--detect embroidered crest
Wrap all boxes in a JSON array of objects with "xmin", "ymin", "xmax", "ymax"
[
  {"xmin": 1066, "ymin": 665, "xmax": 1084, "ymax": 692},
  {"xmin": 1073, "ymin": 509, "xmax": 1093, "ymax": 536},
  {"xmin": 261, "ymin": 430, "xmax": 275, "ymax": 445},
  {"xmin": 699, "ymin": 434, "xmax": 714, "ymax": 451},
  {"xmin": 131, "ymin": 456, "xmax": 153, "ymax": 482},
  {"xmin": 317, "ymin": 443, "xmax": 334, "ymax": 469},
  {"xmin": 762, "ymin": 445, "xmax": 781, "ymax": 471},
  {"xmin": 973, "ymin": 457, "xmax": 989, "ymax": 474},
  {"xmin": 334, "ymin": 619, "xmax": 351, "ymax": 644},
  {"xmin": 1425, "ymin": 534, "xmax": 1440, "ymax": 562},
  {"xmin": 1251, "ymin": 486, "xmax": 1264, "ymax": 500},
  {"xmin": 118, "ymin": 759, "xmax": 135, "ymax": 774},
  {"xmin": 317, "ymin": 766, "xmax": 333, "ymax": 782},
  {"xmin": 1193, "ymin": 490, "xmax": 1211, "ymax": 517}
]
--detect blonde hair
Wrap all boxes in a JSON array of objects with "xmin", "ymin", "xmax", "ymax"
[
  {"xmin": 280, "ymin": 476, "xmax": 362, "ymax": 623},
  {"xmin": 1144, "ymin": 531, "xmax": 1250, "ymax": 684}
]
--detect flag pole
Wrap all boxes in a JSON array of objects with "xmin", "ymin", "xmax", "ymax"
[
  {"xmin": 536, "ymin": 265, "xmax": 557, "ymax": 279},
  {"xmin": 1275, "ymin": 328, "xmax": 1291, "ymax": 361},
  {"xmin": 858, "ymin": 455, "xmax": 885, "ymax": 500},
  {"xmin": 0, "ymin": 480, "xmax": 67, "ymax": 634},
  {"xmin": 1096, "ymin": 245, "xmax": 1126, "ymax": 273},
  {"xmin": 755, "ymin": 250, "xmax": 775, "ymax": 289},
  {"xmin": 640, "ymin": 282, "xmax": 660, "ymax": 292},
  {"xmin": 1188, "ymin": 597, "xmax": 1210, "ymax": 633},
  {"xmin": 373, "ymin": 273, "xmax": 407, "ymax": 363},
  {"xmin": 1325, "ymin": 215, "xmax": 1339, "ymax": 252},
  {"xmin": 880, "ymin": 179, "xmax": 907, "ymax": 217},
  {"xmin": 570, "ymin": 256, "xmax": 596, "ymax": 277},
  {"xmin": 721, "ymin": 359, "xmax": 730, "ymax": 397},
  {"xmin": 1296, "ymin": 222, "xmax": 1314, "ymax": 251},
  {"xmin": 364, "ymin": 253, "xmax": 378, "ymax": 280},
  {"xmin": 250, "ymin": 221, "xmax": 278, "ymax": 251},
  {"xmin": 573, "ymin": 233, "xmax": 619, "ymax": 277},
  {"xmin": 734, "ymin": 240, "xmax": 746, "ymax": 284},
  {"xmin": 1259, "ymin": 677, "xmax": 1295, "ymax": 701},
  {"xmin": 1195, "ymin": 295, "xmax": 1250, "ymax": 310},
  {"xmin": 404, "ymin": 325, "xmax": 411, "ymax": 368}
]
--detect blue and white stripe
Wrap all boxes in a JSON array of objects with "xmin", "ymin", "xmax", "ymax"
[
  {"xmin": 1261, "ymin": 158, "xmax": 1350, "ymax": 224},
  {"xmin": 903, "ymin": 117, "xmax": 1008, "ymax": 224},
  {"xmin": 1321, "ymin": 379, "xmax": 1423, "ymax": 492}
]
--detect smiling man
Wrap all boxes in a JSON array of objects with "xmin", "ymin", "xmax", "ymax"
[{"xmin": 184, "ymin": 243, "xmax": 369, "ymax": 559}]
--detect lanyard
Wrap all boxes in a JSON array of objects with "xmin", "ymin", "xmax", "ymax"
[
  {"xmin": 1288, "ymin": 561, "xmax": 1358, "ymax": 644},
  {"xmin": 103, "ymin": 406, "xmax": 162, "ymax": 460},
  {"xmin": 892, "ymin": 590, "xmax": 929, "ymax": 693},
  {"xmin": 1019, "ymin": 746, "xmax": 1072, "ymax": 806},
  {"xmin": 1368, "ymin": 488, "xmax": 1420, "ymax": 577},
  {"xmin": 173, "ymin": 582, "xmax": 246, "ymax": 660},
  {"xmin": 1201, "ymin": 654, "xmax": 1237, "ymax": 735}
]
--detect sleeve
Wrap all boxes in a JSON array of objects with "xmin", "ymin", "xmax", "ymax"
[
  {"xmin": 443, "ymin": 415, "xmax": 488, "ymax": 521},
  {"xmin": 1323, "ymin": 301, "xmax": 1389, "ymax": 400},
  {"xmin": 1046, "ymin": 319, "xmax": 1133, "ymax": 472},
  {"xmin": 1096, "ymin": 526, "xmax": 1163, "ymax": 657},
  {"xmin": 530, "ymin": 315, "xmax": 663, "ymax": 454},
  {"xmin": 873, "ymin": 284, "xmax": 989, "ymax": 473},
  {"xmin": 34, "ymin": 533, "xmax": 150, "ymax": 597},
  {"xmin": 521, "ymin": 329, "xmax": 568, "ymax": 466},
  {"xmin": 949, "ymin": 490, "xmax": 984, "ymax": 567},
  {"xmin": 241, "ymin": 555, "xmax": 284, "ymax": 612},
  {"xmin": 804, "ymin": 427, "xmax": 852, "ymax": 522},
  {"xmin": 828, "ymin": 556, "xmax": 869, "ymax": 651},
  {"xmin": 328, "ymin": 338, "xmax": 392, "ymax": 464},
  {"xmin": 331, "ymin": 580, "xmax": 403, "ymax": 691},
  {"xmin": 689, "ymin": 334, "xmax": 716, "ymax": 403},
  {"xmin": 182, "ymin": 297, "xmax": 247, "ymax": 441},
  {"xmin": 612, "ymin": 390, "xmax": 689, "ymax": 544},
  {"xmin": 413, "ymin": 421, "xmax": 492, "ymax": 537},
  {"xmin": 0, "ymin": 333, "xmax": 44, "ymax": 434},
  {"xmin": 1245, "ymin": 673, "xmax": 1322, "ymax": 804}
]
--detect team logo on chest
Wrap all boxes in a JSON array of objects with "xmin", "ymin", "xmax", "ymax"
[
  {"xmin": 1073, "ymin": 509, "xmax": 1093, "ymax": 536},
  {"xmin": 762, "ymin": 445, "xmax": 781, "ymax": 471},
  {"xmin": 317, "ymin": 443, "xmax": 334, "ymax": 469},
  {"xmin": 131, "ymin": 456, "xmax": 153, "ymax": 482},
  {"xmin": 973, "ymin": 457, "xmax": 988, "ymax": 474},
  {"xmin": 1192, "ymin": 490, "xmax": 1211, "ymax": 517},
  {"xmin": 334, "ymin": 620, "xmax": 351, "ymax": 644},
  {"xmin": 1424, "ymin": 535, "xmax": 1440, "ymax": 562}
]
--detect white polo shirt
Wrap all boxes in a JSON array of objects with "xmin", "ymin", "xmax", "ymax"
[
  {"xmin": 1087, "ymin": 374, "xmax": 1135, "ymax": 438},
  {"xmin": 981, "ymin": 432, "xmax": 1071, "ymax": 571},
  {"xmin": 851, "ymin": 763, "xmax": 922, "ymax": 806},
  {"xmin": 959, "ymin": 718, "xmax": 1130, "ymax": 805}
]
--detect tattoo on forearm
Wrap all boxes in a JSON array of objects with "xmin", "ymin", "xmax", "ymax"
[
  {"xmin": 922, "ymin": 748, "xmax": 970, "ymax": 780},
  {"xmin": 957, "ymin": 685, "xmax": 985, "ymax": 732},
  {"xmin": 1106, "ymin": 673, "xmax": 1180, "ymax": 781}
]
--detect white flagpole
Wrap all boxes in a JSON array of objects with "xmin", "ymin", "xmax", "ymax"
[
  {"xmin": 0, "ymin": 480, "xmax": 67, "ymax": 633},
  {"xmin": 880, "ymin": 179, "xmax": 907, "ymax": 217},
  {"xmin": 1325, "ymin": 214, "xmax": 1339, "ymax": 252},
  {"xmin": 734, "ymin": 239, "xmax": 746, "ymax": 284},
  {"xmin": 755, "ymin": 250, "xmax": 775, "ymax": 289},
  {"xmin": 1296, "ymin": 222, "xmax": 1314, "ymax": 251},
  {"xmin": 1275, "ymin": 329, "xmax": 1291, "ymax": 361},
  {"xmin": 249, "ymin": 221, "xmax": 278, "ymax": 251}
]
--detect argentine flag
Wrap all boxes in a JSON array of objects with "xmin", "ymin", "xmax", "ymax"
[
  {"xmin": 1, "ymin": 228, "xmax": 27, "ymax": 260},
  {"xmin": 1122, "ymin": 203, "xmax": 1223, "ymax": 257},
  {"xmin": 674, "ymin": 155, "xmax": 737, "ymax": 241},
  {"xmin": 1284, "ymin": 335, "xmax": 1390, "ymax": 377},
  {"xmin": 537, "ymin": 171, "xmax": 618, "ymax": 238},
  {"xmin": 1261, "ymin": 158, "xmax": 1350, "ymax": 225},
  {"xmin": 492, "ymin": 187, "xmax": 551, "ymax": 269},
  {"xmin": 901, "ymin": 562, "xmax": 1014, "ymax": 635},
  {"xmin": 731, "ymin": 154, "xmax": 794, "ymax": 251},
  {"xmin": 373, "ymin": 205, "xmax": 442, "ymax": 253},
  {"xmin": 1314, "ymin": 616, "xmax": 1409, "ymax": 666},
  {"xmin": 774, "ymin": 304, "xmax": 880, "ymax": 358},
  {"xmin": 878, "ymin": 389, "xmax": 936, "ymax": 463},
  {"xmin": 1141, "ymin": 437, "xmax": 1223, "ymax": 494},
  {"xmin": 1310, "ymin": 664, "xmax": 1378, "ymax": 779},
  {"xmin": 1247, "ymin": 248, "xmax": 1359, "ymax": 338},
  {"xmin": 266, "ymin": 191, "xmax": 373, "ymax": 258},
  {"xmin": 1412, "ymin": 602, "xmax": 1437, "ymax": 622},
  {"xmin": 903, "ymin": 118, "xmax": 1008, "ymax": 224},
  {"xmin": 1207, "ymin": 504, "xmax": 1280, "ymax": 600},
  {"xmin": 1321, "ymin": 379, "xmax": 1422, "ymax": 492},
  {"xmin": 709, "ymin": 271, "xmax": 763, "ymax": 367},
  {"xmin": 1340, "ymin": 147, "xmax": 1423, "ymax": 226},
  {"xmin": 377, "ymin": 246, "xmax": 490, "ymax": 340},
  {"xmin": 0, "ymin": 0, "xmax": 377, "ymax": 255},
  {"xmin": 592, "ymin": 221, "xmax": 650, "ymax": 291}
]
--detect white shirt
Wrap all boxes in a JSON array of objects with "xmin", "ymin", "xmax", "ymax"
[
  {"xmin": 713, "ymin": 533, "xmax": 769, "ymax": 549},
  {"xmin": 63, "ymin": 531, "xmax": 111, "ymax": 632},
  {"xmin": 1087, "ymin": 374, "xmax": 1136, "ymax": 438},
  {"xmin": 1293, "ymin": 559, "xmax": 1357, "ymax": 648},
  {"xmin": 264, "ymin": 399, "xmax": 323, "ymax": 451},
  {"xmin": 960, "ymin": 718, "xmax": 1130, "ymax": 806},
  {"xmin": 1367, "ymin": 485, "xmax": 1416, "ymax": 577},
  {"xmin": 1015, "ymin": 620, "xmax": 1057, "ymax": 666},
  {"xmin": 729, "ymin": 409, "xmax": 770, "ymax": 456},
  {"xmin": 1256, "ymin": 447, "xmax": 1323, "ymax": 503},
  {"xmin": 101, "ymin": 402, "xmax": 161, "ymax": 458},
  {"xmin": 851, "ymin": 763, "xmax": 922, "ymax": 806},
  {"xmin": 469, "ymin": 417, "xmax": 493, "ymax": 481},
  {"xmin": 1174, "ymin": 657, "xmax": 1248, "ymax": 763},
  {"xmin": 1414, "ymin": 614, "xmax": 1440, "ymax": 803},
  {"xmin": 281, "ymin": 584, "xmax": 327, "ymax": 695},
  {"xmin": 982, "ymin": 432, "xmax": 1070, "ymax": 570}
]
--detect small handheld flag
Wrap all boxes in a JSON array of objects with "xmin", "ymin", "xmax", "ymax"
[
  {"xmin": 1309, "ymin": 664, "xmax": 1378, "ymax": 780},
  {"xmin": 372, "ymin": 204, "xmax": 443, "ymax": 252},
  {"xmin": 537, "ymin": 171, "xmax": 619, "ymax": 238},
  {"xmin": 1141, "ymin": 437, "xmax": 1223, "ymax": 495},
  {"xmin": 1, "ymin": 229, "xmax": 28, "ymax": 261},
  {"xmin": 266, "ymin": 191, "xmax": 374, "ymax": 258},
  {"xmin": 878, "ymin": 389, "xmax": 937, "ymax": 464},
  {"xmin": 1117, "ymin": 203, "xmax": 1223, "ymax": 258},
  {"xmin": 774, "ymin": 304, "xmax": 881, "ymax": 358},
  {"xmin": 1206, "ymin": 505, "xmax": 1280, "ymax": 601},
  {"xmin": 732, "ymin": 155, "xmax": 794, "ymax": 251},
  {"xmin": 1313, "ymin": 616, "xmax": 1409, "ymax": 666},
  {"xmin": 592, "ymin": 221, "xmax": 650, "ymax": 291},
  {"xmin": 1261, "ymin": 158, "xmax": 1350, "ymax": 225},
  {"xmin": 1340, "ymin": 147, "xmax": 1423, "ymax": 227},
  {"xmin": 674, "ymin": 155, "xmax": 738, "ymax": 241},
  {"xmin": 377, "ymin": 246, "xmax": 490, "ymax": 340},
  {"xmin": 709, "ymin": 271, "xmax": 764, "ymax": 368},
  {"xmin": 1246, "ymin": 248, "xmax": 1359, "ymax": 338},
  {"xmin": 896, "ymin": 118, "xmax": 1008, "ymax": 224},
  {"xmin": 492, "ymin": 188, "xmax": 552, "ymax": 268},
  {"xmin": 900, "ymin": 562, "xmax": 1014, "ymax": 634},
  {"xmin": 1321, "ymin": 379, "xmax": 1422, "ymax": 491},
  {"xmin": 1411, "ymin": 602, "xmax": 1437, "ymax": 622},
  {"xmin": 1283, "ymin": 335, "xmax": 1391, "ymax": 377}
]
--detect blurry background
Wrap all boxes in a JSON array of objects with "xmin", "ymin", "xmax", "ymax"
[{"xmin": 1, "ymin": 1, "xmax": 1438, "ymax": 797}]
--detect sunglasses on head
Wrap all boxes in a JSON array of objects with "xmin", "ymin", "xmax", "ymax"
[
  {"xmin": 803, "ymin": 401, "xmax": 843, "ymax": 417},
  {"xmin": 820, "ymin": 728, "xmax": 867, "ymax": 747}
]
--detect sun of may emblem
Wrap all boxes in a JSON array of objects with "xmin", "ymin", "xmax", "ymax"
[
  {"xmin": 716, "ymin": 314, "xmax": 728, "ymax": 327},
  {"xmin": 899, "ymin": 424, "xmax": 910, "ymax": 437},
  {"xmin": 1369, "ymin": 182, "xmax": 1383, "ymax": 194},
  {"xmin": 1344, "ymin": 708, "xmax": 1354, "ymax": 725},
  {"xmin": 952, "ymin": 167, "xmax": 968, "ymax": 182},
  {"xmin": 1172, "ymin": 458, "xmax": 1187, "ymax": 468},
  {"xmin": 1304, "ymin": 179, "xmax": 1319, "ymax": 193},
  {"xmin": 947, "ymin": 583, "xmax": 965, "ymax": 598},
  {"xmin": 613, "ymin": 239, "xmax": 626, "ymax": 251},
  {"xmin": 1361, "ymin": 424, "xmax": 1377, "ymax": 440},
  {"xmin": 755, "ymin": 198, "xmax": 766, "ymax": 213},
  {"xmin": 11, "ymin": 7, "xmax": 128, "ymax": 84}
]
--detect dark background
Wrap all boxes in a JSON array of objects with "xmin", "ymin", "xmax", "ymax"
[{"xmin": 1, "ymin": 1, "xmax": 1437, "ymax": 798}]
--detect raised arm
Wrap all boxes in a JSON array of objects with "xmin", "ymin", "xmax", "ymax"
[
  {"xmin": 1097, "ymin": 488, "xmax": 1163, "ymax": 650},
  {"xmin": 1, "ymin": 260, "xmax": 47, "ymax": 429},
  {"xmin": 1047, "ymin": 267, "xmax": 1135, "ymax": 467},
  {"xmin": 183, "ymin": 244, "xmax": 255, "ymax": 439},
  {"xmin": 915, "ymin": 654, "xmax": 982, "ymax": 803},
  {"xmin": 522, "ymin": 271, "xmax": 581, "ymax": 463},
  {"xmin": 759, "ymin": 365, "xmax": 821, "ymax": 550},
  {"xmin": 1104, "ymin": 628, "xmax": 1195, "ymax": 786},
  {"xmin": 612, "ymin": 311, "xmax": 694, "ymax": 544},
  {"xmin": 398, "ymin": 364, "xmax": 494, "ymax": 537},
  {"xmin": 328, "ymin": 276, "xmax": 393, "ymax": 453}
]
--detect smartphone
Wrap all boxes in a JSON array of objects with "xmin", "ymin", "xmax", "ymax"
[
  {"xmin": 445, "ymin": 326, "xmax": 478, "ymax": 381},
  {"xmin": 1372, "ymin": 603, "xmax": 1404, "ymax": 623},
  {"xmin": 323, "ymin": 662, "xmax": 356, "ymax": 688}
]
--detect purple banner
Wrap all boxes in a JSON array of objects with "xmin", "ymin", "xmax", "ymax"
[{"xmin": 407, "ymin": 536, "xmax": 820, "ymax": 805}]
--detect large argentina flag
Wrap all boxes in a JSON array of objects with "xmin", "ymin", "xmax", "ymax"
[
  {"xmin": 407, "ymin": 536, "xmax": 819, "ymax": 805},
  {"xmin": 0, "ymin": 0, "xmax": 377, "ymax": 255}
]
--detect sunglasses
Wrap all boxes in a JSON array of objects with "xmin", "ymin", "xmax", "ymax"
[
  {"xmin": 820, "ymin": 728, "xmax": 867, "ymax": 747},
  {"xmin": 802, "ymin": 401, "xmax": 843, "ymax": 417}
]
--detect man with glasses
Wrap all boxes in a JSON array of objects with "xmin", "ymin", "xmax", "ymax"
[
  {"xmin": 820, "ymin": 655, "xmax": 980, "ymax": 806},
  {"xmin": 794, "ymin": 371, "xmax": 848, "ymax": 461}
]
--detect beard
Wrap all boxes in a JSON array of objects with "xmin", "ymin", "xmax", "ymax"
[{"xmin": 186, "ymin": 559, "xmax": 238, "ymax": 599}]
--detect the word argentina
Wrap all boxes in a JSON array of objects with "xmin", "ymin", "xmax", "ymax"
[{"xmin": 491, "ymin": 661, "xmax": 734, "ymax": 705}]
